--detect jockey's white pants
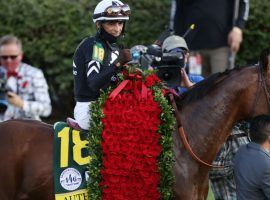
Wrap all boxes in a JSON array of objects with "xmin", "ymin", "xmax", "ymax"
[{"xmin": 74, "ymin": 101, "xmax": 93, "ymax": 130}]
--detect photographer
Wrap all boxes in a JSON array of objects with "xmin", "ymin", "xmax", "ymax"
[
  {"xmin": 161, "ymin": 35, "xmax": 204, "ymax": 93},
  {"xmin": 0, "ymin": 35, "xmax": 51, "ymax": 121}
]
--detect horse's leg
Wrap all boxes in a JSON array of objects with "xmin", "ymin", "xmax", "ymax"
[
  {"xmin": 173, "ymin": 130, "xmax": 210, "ymax": 200},
  {"xmin": 173, "ymin": 153, "xmax": 202, "ymax": 200},
  {"xmin": 173, "ymin": 129, "xmax": 204, "ymax": 200},
  {"xmin": 196, "ymin": 170, "xmax": 210, "ymax": 200},
  {"xmin": 173, "ymin": 173, "xmax": 209, "ymax": 200}
]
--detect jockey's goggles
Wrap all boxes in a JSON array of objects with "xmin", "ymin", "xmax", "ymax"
[{"xmin": 93, "ymin": 4, "xmax": 131, "ymax": 19}]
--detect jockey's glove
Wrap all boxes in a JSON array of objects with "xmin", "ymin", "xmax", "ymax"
[{"xmin": 113, "ymin": 49, "xmax": 132, "ymax": 68}]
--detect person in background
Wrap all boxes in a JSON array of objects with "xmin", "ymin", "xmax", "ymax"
[
  {"xmin": 170, "ymin": 0, "xmax": 249, "ymax": 77},
  {"xmin": 234, "ymin": 115, "xmax": 270, "ymax": 199},
  {"xmin": 0, "ymin": 35, "xmax": 51, "ymax": 121},
  {"xmin": 71, "ymin": 0, "xmax": 132, "ymax": 130}
]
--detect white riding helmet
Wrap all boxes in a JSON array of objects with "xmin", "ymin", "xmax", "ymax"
[
  {"xmin": 162, "ymin": 35, "xmax": 189, "ymax": 52},
  {"xmin": 93, "ymin": 0, "xmax": 131, "ymax": 23}
]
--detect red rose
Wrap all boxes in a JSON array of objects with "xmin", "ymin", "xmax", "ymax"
[{"xmin": 145, "ymin": 74, "xmax": 161, "ymax": 87}]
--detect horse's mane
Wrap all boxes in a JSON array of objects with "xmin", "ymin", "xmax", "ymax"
[{"xmin": 176, "ymin": 67, "xmax": 243, "ymax": 109}]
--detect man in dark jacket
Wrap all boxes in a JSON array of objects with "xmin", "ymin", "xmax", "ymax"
[{"xmin": 170, "ymin": 0, "xmax": 249, "ymax": 77}]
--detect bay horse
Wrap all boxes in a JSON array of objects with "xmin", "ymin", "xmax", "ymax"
[{"xmin": 0, "ymin": 62, "xmax": 270, "ymax": 199}]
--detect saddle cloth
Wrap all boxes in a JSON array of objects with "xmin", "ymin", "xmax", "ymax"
[{"xmin": 53, "ymin": 121, "xmax": 90, "ymax": 200}]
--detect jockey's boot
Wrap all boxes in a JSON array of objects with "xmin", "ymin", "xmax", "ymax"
[{"xmin": 66, "ymin": 117, "xmax": 84, "ymax": 131}]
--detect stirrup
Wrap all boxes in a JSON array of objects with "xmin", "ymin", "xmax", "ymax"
[{"xmin": 66, "ymin": 117, "xmax": 82, "ymax": 131}]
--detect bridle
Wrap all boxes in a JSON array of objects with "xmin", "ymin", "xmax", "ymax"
[
  {"xmin": 250, "ymin": 64, "xmax": 270, "ymax": 116},
  {"xmin": 170, "ymin": 64, "xmax": 270, "ymax": 168},
  {"xmin": 258, "ymin": 64, "xmax": 270, "ymax": 109}
]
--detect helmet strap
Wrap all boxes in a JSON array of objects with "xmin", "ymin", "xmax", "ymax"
[{"xmin": 121, "ymin": 23, "xmax": 126, "ymax": 38}]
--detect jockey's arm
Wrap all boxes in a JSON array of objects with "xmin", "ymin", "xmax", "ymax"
[{"xmin": 86, "ymin": 62, "xmax": 119, "ymax": 93}]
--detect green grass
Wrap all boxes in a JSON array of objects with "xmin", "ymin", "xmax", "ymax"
[{"xmin": 207, "ymin": 183, "xmax": 215, "ymax": 200}]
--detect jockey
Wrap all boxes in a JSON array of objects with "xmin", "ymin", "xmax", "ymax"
[
  {"xmin": 162, "ymin": 35, "xmax": 204, "ymax": 94},
  {"xmin": 72, "ymin": 0, "xmax": 132, "ymax": 130}
]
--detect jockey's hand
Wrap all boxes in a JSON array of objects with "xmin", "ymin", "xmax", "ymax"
[
  {"xmin": 114, "ymin": 49, "xmax": 132, "ymax": 67},
  {"xmin": 228, "ymin": 27, "xmax": 243, "ymax": 53},
  {"xmin": 180, "ymin": 68, "xmax": 194, "ymax": 88},
  {"xmin": 7, "ymin": 91, "xmax": 24, "ymax": 109}
]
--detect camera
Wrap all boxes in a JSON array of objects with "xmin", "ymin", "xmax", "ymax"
[
  {"xmin": 155, "ymin": 65, "xmax": 181, "ymax": 86},
  {"xmin": 0, "ymin": 67, "xmax": 8, "ymax": 113},
  {"xmin": 138, "ymin": 44, "xmax": 185, "ymax": 86}
]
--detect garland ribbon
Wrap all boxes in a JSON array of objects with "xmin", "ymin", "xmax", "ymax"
[{"xmin": 109, "ymin": 74, "xmax": 148, "ymax": 100}]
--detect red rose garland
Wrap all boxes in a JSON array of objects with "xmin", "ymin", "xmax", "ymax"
[
  {"xmin": 101, "ymin": 89, "xmax": 161, "ymax": 199},
  {"xmin": 88, "ymin": 69, "xmax": 175, "ymax": 200}
]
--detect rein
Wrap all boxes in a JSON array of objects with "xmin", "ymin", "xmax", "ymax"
[{"xmin": 169, "ymin": 94, "xmax": 226, "ymax": 168}]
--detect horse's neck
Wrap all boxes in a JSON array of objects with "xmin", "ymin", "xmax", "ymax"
[{"xmin": 180, "ymin": 68, "xmax": 257, "ymax": 162}]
